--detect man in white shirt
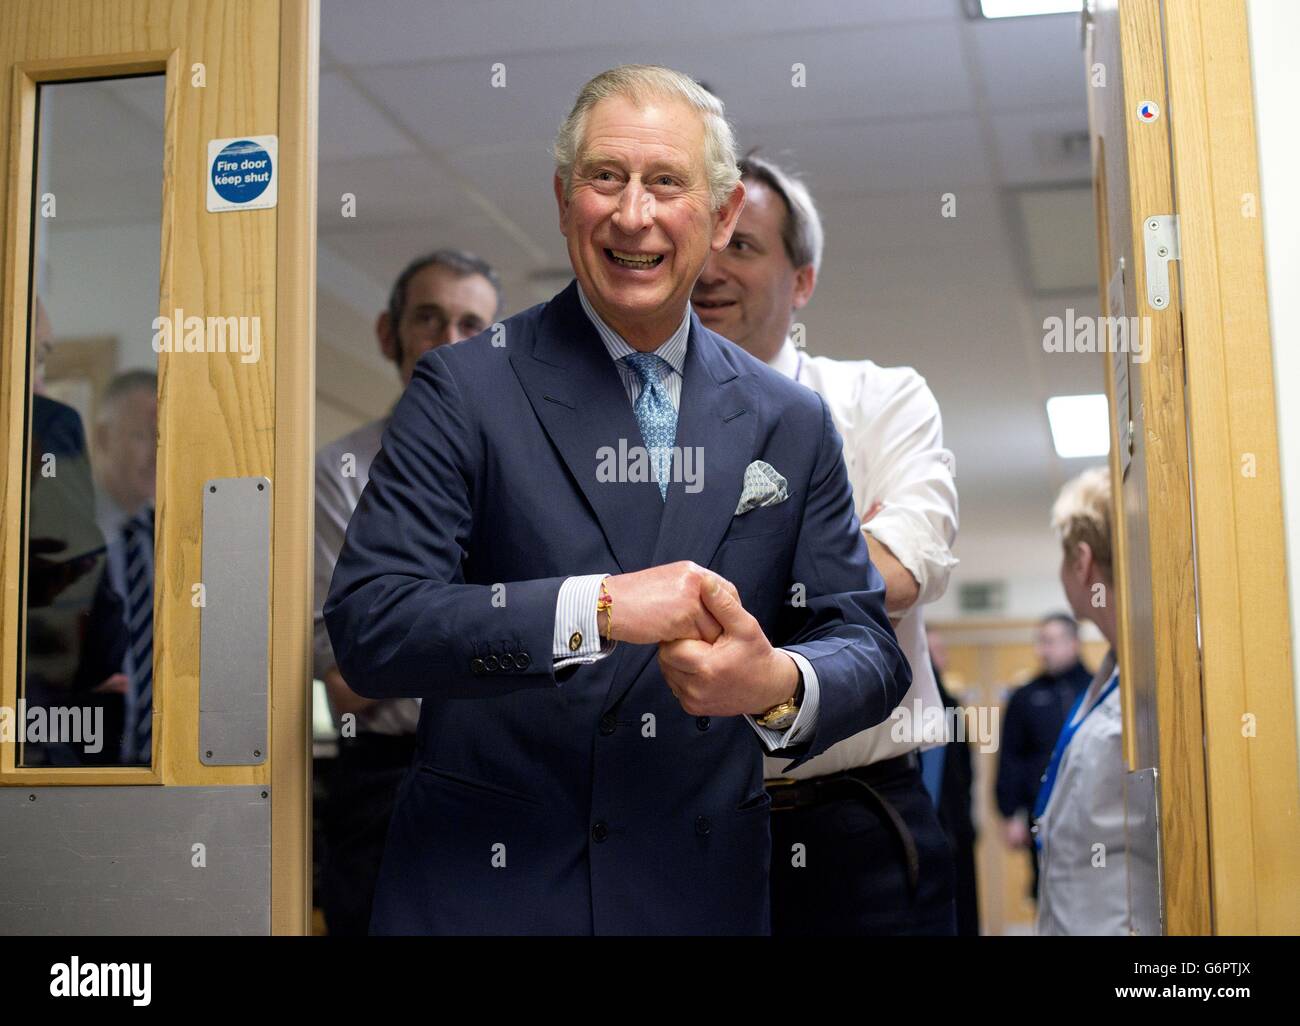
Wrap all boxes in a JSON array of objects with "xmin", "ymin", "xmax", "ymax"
[
  {"xmin": 692, "ymin": 154, "xmax": 960, "ymax": 934},
  {"xmin": 315, "ymin": 248, "xmax": 502, "ymax": 934}
]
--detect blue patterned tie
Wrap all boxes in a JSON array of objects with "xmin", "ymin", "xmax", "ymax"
[
  {"xmin": 623, "ymin": 353, "xmax": 677, "ymax": 501},
  {"xmin": 121, "ymin": 505, "xmax": 154, "ymax": 764}
]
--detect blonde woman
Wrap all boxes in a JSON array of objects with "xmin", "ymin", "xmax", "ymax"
[{"xmin": 1034, "ymin": 467, "xmax": 1126, "ymax": 935}]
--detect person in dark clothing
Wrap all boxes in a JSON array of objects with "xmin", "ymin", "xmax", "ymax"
[
  {"xmin": 995, "ymin": 613, "xmax": 1092, "ymax": 897},
  {"xmin": 928, "ymin": 656, "xmax": 980, "ymax": 936}
]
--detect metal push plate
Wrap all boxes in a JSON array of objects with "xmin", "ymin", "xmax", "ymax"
[
  {"xmin": 0, "ymin": 785, "xmax": 270, "ymax": 935},
  {"xmin": 199, "ymin": 476, "xmax": 270, "ymax": 765}
]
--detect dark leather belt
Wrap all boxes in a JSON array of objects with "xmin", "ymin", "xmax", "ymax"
[{"xmin": 765, "ymin": 751, "xmax": 923, "ymax": 893}]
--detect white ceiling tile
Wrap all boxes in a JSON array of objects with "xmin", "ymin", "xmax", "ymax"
[
  {"xmin": 319, "ymin": 71, "xmax": 418, "ymax": 161},
  {"xmin": 744, "ymin": 116, "xmax": 993, "ymax": 195},
  {"xmin": 991, "ymin": 109, "xmax": 1090, "ymax": 185},
  {"xmin": 322, "ymin": 0, "xmax": 961, "ymax": 68},
  {"xmin": 968, "ymin": 12, "xmax": 1087, "ymax": 112},
  {"xmin": 318, "ymin": 153, "xmax": 467, "ymax": 224}
]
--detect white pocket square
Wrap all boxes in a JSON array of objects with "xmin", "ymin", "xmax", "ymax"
[{"xmin": 734, "ymin": 460, "xmax": 789, "ymax": 515}]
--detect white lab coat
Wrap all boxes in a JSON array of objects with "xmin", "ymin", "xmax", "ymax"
[{"xmin": 1035, "ymin": 653, "xmax": 1129, "ymax": 935}]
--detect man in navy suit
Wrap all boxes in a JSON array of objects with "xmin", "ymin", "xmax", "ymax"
[{"xmin": 324, "ymin": 64, "xmax": 909, "ymax": 935}]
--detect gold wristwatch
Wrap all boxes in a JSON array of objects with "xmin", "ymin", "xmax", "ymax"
[{"xmin": 757, "ymin": 673, "xmax": 804, "ymax": 731}]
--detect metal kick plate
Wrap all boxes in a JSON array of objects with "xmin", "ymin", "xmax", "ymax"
[
  {"xmin": 0, "ymin": 786, "xmax": 270, "ymax": 935},
  {"xmin": 199, "ymin": 476, "xmax": 270, "ymax": 765},
  {"xmin": 1125, "ymin": 767, "xmax": 1163, "ymax": 936}
]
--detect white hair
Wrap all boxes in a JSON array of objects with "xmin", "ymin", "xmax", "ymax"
[{"xmin": 552, "ymin": 64, "xmax": 741, "ymax": 210}]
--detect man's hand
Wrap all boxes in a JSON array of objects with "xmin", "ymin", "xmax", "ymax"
[
  {"xmin": 658, "ymin": 574, "xmax": 799, "ymax": 717},
  {"xmin": 600, "ymin": 561, "xmax": 724, "ymax": 646}
]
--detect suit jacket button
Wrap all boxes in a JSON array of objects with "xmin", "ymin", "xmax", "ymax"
[
  {"xmin": 591, "ymin": 820, "xmax": 609, "ymax": 842},
  {"xmin": 568, "ymin": 631, "xmax": 583, "ymax": 652},
  {"xmin": 514, "ymin": 652, "xmax": 531, "ymax": 670},
  {"xmin": 695, "ymin": 816, "xmax": 711, "ymax": 836},
  {"xmin": 696, "ymin": 716, "xmax": 710, "ymax": 731},
  {"xmin": 470, "ymin": 658, "xmax": 485, "ymax": 675},
  {"xmin": 484, "ymin": 654, "xmax": 500, "ymax": 672},
  {"xmin": 599, "ymin": 713, "xmax": 616, "ymax": 736}
]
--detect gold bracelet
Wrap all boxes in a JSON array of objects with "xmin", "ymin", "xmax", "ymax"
[{"xmin": 596, "ymin": 578, "xmax": 614, "ymax": 641}]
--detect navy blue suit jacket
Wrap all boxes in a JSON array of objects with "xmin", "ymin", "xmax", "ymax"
[{"xmin": 324, "ymin": 280, "xmax": 910, "ymax": 935}]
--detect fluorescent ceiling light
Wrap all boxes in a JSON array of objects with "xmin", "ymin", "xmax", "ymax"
[
  {"xmin": 1047, "ymin": 394, "xmax": 1110, "ymax": 458},
  {"xmin": 979, "ymin": 0, "xmax": 1082, "ymax": 18}
]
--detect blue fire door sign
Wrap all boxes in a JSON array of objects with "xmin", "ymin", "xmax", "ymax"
[{"xmin": 207, "ymin": 135, "xmax": 278, "ymax": 212}]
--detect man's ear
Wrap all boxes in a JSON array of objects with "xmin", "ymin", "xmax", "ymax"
[
  {"xmin": 710, "ymin": 181, "xmax": 747, "ymax": 252},
  {"xmin": 376, "ymin": 311, "xmax": 398, "ymax": 364},
  {"xmin": 554, "ymin": 173, "xmax": 570, "ymax": 236},
  {"xmin": 792, "ymin": 263, "xmax": 817, "ymax": 311}
]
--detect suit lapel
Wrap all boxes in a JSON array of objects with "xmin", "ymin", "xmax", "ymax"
[
  {"xmin": 651, "ymin": 313, "xmax": 756, "ymax": 570},
  {"xmin": 509, "ymin": 281, "xmax": 663, "ymax": 573},
  {"xmin": 610, "ymin": 314, "xmax": 757, "ymax": 708}
]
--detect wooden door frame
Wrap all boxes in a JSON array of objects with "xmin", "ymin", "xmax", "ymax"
[
  {"xmin": 1161, "ymin": 0, "xmax": 1300, "ymax": 935},
  {"xmin": 0, "ymin": 0, "xmax": 317, "ymax": 935},
  {"xmin": 1091, "ymin": 0, "xmax": 1300, "ymax": 934},
  {"xmin": 1089, "ymin": 0, "xmax": 1211, "ymax": 935}
]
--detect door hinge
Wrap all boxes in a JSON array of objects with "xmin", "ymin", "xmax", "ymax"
[{"xmin": 1143, "ymin": 214, "xmax": 1181, "ymax": 310}]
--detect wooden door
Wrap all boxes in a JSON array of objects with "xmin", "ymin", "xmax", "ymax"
[
  {"xmin": 1086, "ymin": 0, "xmax": 1300, "ymax": 934},
  {"xmin": 0, "ymin": 0, "xmax": 317, "ymax": 935}
]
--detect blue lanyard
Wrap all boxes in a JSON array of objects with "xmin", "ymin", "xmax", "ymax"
[{"xmin": 1032, "ymin": 669, "xmax": 1120, "ymax": 836}]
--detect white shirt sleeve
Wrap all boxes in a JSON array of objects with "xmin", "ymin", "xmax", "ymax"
[
  {"xmin": 853, "ymin": 368, "xmax": 959, "ymax": 610},
  {"xmin": 553, "ymin": 573, "xmax": 616, "ymax": 667}
]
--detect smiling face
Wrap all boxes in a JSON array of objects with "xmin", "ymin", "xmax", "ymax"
[
  {"xmin": 693, "ymin": 176, "xmax": 815, "ymax": 363},
  {"xmin": 555, "ymin": 93, "xmax": 744, "ymax": 350}
]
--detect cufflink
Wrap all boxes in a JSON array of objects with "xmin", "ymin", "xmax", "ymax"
[{"xmin": 569, "ymin": 631, "xmax": 583, "ymax": 652}]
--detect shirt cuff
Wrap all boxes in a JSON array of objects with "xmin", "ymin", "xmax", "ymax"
[
  {"xmin": 864, "ymin": 504, "xmax": 959, "ymax": 609},
  {"xmin": 553, "ymin": 573, "xmax": 616, "ymax": 668},
  {"xmin": 745, "ymin": 649, "xmax": 820, "ymax": 751}
]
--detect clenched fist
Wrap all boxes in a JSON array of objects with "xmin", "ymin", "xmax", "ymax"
[
  {"xmin": 599, "ymin": 561, "xmax": 724, "ymax": 646},
  {"xmin": 658, "ymin": 574, "xmax": 800, "ymax": 717}
]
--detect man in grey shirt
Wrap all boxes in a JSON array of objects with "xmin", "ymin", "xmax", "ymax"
[{"xmin": 315, "ymin": 248, "xmax": 502, "ymax": 934}]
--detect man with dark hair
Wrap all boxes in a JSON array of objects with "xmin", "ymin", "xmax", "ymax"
[
  {"xmin": 378, "ymin": 249, "xmax": 503, "ymax": 384},
  {"xmin": 314, "ymin": 249, "xmax": 501, "ymax": 935},
  {"xmin": 995, "ymin": 612, "xmax": 1093, "ymax": 898}
]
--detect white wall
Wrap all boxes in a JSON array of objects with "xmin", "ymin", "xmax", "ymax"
[{"xmin": 1247, "ymin": 0, "xmax": 1300, "ymax": 757}]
